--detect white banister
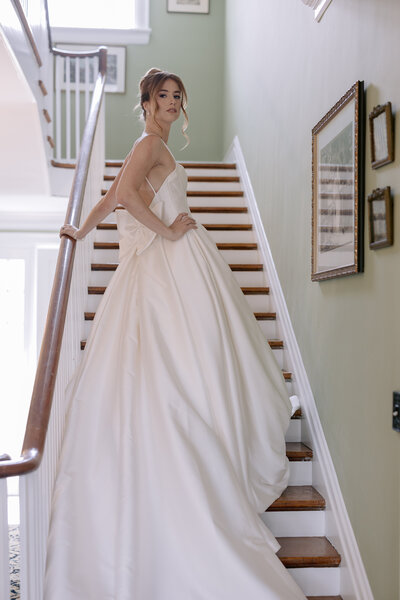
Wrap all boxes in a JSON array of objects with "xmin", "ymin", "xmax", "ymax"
[
  {"xmin": 0, "ymin": 478, "xmax": 9, "ymax": 600},
  {"xmin": 75, "ymin": 57, "xmax": 80, "ymax": 159},
  {"xmin": 18, "ymin": 100, "xmax": 105, "ymax": 599},
  {"xmin": 55, "ymin": 54, "xmax": 62, "ymax": 161},
  {"xmin": 53, "ymin": 51, "xmax": 104, "ymax": 162}
]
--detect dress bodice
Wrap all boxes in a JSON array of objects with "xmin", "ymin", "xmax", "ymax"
[{"xmin": 116, "ymin": 162, "xmax": 189, "ymax": 259}]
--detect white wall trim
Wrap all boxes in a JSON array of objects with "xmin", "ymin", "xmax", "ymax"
[
  {"xmin": 225, "ymin": 135, "xmax": 374, "ymax": 600},
  {"xmin": 51, "ymin": 26, "xmax": 151, "ymax": 45}
]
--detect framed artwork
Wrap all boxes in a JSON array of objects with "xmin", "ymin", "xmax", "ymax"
[
  {"xmin": 311, "ymin": 80, "xmax": 365, "ymax": 282},
  {"xmin": 368, "ymin": 187, "xmax": 393, "ymax": 249},
  {"xmin": 58, "ymin": 45, "xmax": 126, "ymax": 93},
  {"xmin": 369, "ymin": 102, "xmax": 394, "ymax": 169},
  {"xmin": 167, "ymin": 0, "xmax": 210, "ymax": 14}
]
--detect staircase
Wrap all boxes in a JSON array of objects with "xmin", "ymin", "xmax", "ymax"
[{"xmin": 80, "ymin": 159, "xmax": 343, "ymax": 599}]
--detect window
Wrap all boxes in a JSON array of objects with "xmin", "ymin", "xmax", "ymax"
[{"xmin": 48, "ymin": 0, "xmax": 150, "ymax": 45}]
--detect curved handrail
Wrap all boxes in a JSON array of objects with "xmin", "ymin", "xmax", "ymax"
[{"xmin": 0, "ymin": 48, "xmax": 108, "ymax": 479}]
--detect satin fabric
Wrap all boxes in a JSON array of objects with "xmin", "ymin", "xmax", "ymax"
[{"xmin": 44, "ymin": 146, "xmax": 306, "ymax": 599}]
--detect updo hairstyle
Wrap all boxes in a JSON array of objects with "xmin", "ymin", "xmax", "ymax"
[{"xmin": 136, "ymin": 68, "xmax": 189, "ymax": 147}]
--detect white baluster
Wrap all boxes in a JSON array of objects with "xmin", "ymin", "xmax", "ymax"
[
  {"xmin": 18, "ymin": 100, "xmax": 105, "ymax": 600},
  {"xmin": 55, "ymin": 55, "xmax": 62, "ymax": 162},
  {"xmin": 75, "ymin": 57, "xmax": 80, "ymax": 159},
  {"xmin": 85, "ymin": 57, "xmax": 90, "ymax": 119},
  {"xmin": 0, "ymin": 479, "xmax": 9, "ymax": 600},
  {"xmin": 65, "ymin": 57, "xmax": 71, "ymax": 161}
]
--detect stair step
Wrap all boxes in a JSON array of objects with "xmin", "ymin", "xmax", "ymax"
[
  {"xmin": 254, "ymin": 312, "xmax": 276, "ymax": 320},
  {"xmin": 277, "ymin": 537, "xmax": 341, "ymax": 568},
  {"xmin": 91, "ymin": 263, "xmax": 264, "ymax": 272},
  {"xmin": 87, "ymin": 285, "xmax": 270, "ymax": 296},
  {"xmin": 104, "ymin": 161, "xmax": 237, "ymax": 169},
  {"xmin": 96, "ymin": 223, "xmax": 253, "ymax": 232},
  {"xmin": 103, "ymin": 190, "xmax": 244, "ymax": 199},
  {"xmin": 38, "ymin": 79, "xmax": 48, "ymax": 96},
  {"xmin": 268, "ymin": 486, "xmax": 325, "ymax": 512},
  {"xmin": 111, "ymin": 205, "xmax": 248, "ymax": 214},
  {"xmin": 43, "ymin": 108, "xmax": 52, "ymax": 123},
  {"xmin": 104, "ymin": 174, "xmax": 241, "ymax": 183},
  {"xmin": 285, "ymin": 442, "xmax": 313, "ymax": 461},
  {"xmin": 84, "ymin": 310, "xmax": 277, "ymax": 322},
  {"xmin": 93, "ymin": 241, "xmax": 257, "ymax": 251},
  {"xmin": 80, "ymin": 338, "xmax": 284, "ymax": 350}
]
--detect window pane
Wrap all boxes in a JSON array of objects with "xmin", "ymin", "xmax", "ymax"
[{"xmin": 48, "ymin": 0, "xmax": 136, "ymax": 29}]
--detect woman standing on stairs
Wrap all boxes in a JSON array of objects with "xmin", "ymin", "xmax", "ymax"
[{"xmin": 44, "ymin": 68, "xmax": 306, "ymax": 600}]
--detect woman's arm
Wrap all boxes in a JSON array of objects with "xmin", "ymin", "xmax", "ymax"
[
  {"xmin": 61, "ymin": 136, "xmax": 196, "ymax": 241},
  {"xmin": 60, "ymin": 149, "xmax": 134, "ymax": 240},
  {"xmin": 115, "ymin": 135, "xmax": 196, "ymax": 241}
]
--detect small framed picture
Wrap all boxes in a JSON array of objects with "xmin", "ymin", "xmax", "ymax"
[
  {"xmin": 57, "ymin": 45, "xmax": 126, "ymax": 93},
  {"xmin": 368, "ymin": 187, "xmax": 393, "ymax": 250},
  {"xmin": 167, "ymin": 0, "xmax": 209, "ymax": 14},
  {"xmin": 311, "ymin": 81, "xmax": 365, "ymax": 281},
  {"xmin": 369, "ymin": 102, "xmax": 394, "ymax": 169}
]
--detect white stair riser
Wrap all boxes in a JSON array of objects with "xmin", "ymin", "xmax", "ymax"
[
  {"xmin": 187, "ymin": 181, "xmax": 242, "ymax": 192},
  {"xmin": 256, "ymin": 320, "xmax": 278, "ymax": 340},
  {"xmin": 231, "ymin": 270, "xmax": 267, "ymax": 287},
  {"xmin": 288, "ymin": 461, "xmax": 312, "ymax": 486},
  {"xmin": 90, "ymin": 248, "xmax": 261, "ymax": 267},
  {"xmin": 261, "ymin": 510, "xmax": 326, "ymax": 537},
  {"xmin": 243, "ymin": 294, "xmax": 273, "ymax": 312},
  {"xmin": 84, "ymin": 291, "xmax": 276, "ymax": 317},
  {"xmin": 190, "ymin": 196, "xmax": 247, "ymax": 207},
  {"xmin": 204, "ymin": 229, "xmax": 256, "ymax": 244},
  {"xmin": 184, "ymin": 168, "xmax": 238, "ymax": 178},
  {"xmin": 288, "ymin": 567, "xmax": 340, "ymax": 596},
  {"xmin": 191, "ymin": 212, "xmax": 250, "ymax": 225},
  {"xmin": 285, "ymin": 419, "xmax": 301, "ymax": 442},
  {"xmin": 95, "ymin": 228, "xmax": 256, "ymax": 245},
  {"xmin": 103, "ymin": 167, "xmax": 240, "ymax": 178}
]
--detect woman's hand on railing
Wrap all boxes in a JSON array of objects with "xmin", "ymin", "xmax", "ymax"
[{"xmin": 60, "ymin": 225, "xmax": 84, "ymax": 241}]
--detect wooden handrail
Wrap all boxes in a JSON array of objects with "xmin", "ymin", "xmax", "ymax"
[
  {"xmin": 0, "ymin": 48, "xmax": 107, "ymax": 479},
  {"xmin": 10, "ymin": 0, "xmax": 43, "ymax": 66}
]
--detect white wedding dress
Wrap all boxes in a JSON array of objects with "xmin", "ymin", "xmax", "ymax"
[{"xmin": 44, "ymin": 137, "xmax": 306, "ymax": 599}]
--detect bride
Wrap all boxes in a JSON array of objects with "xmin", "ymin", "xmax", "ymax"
[{"xmin": 44, "ymin": 68, "xmax": 306, "ymax": 599}]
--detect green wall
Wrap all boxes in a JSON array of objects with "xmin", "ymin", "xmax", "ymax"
[
  {"xmin": 105, "ymin": 0, "xmax": 225, "ymax": 161},
  {"xmin": 223, "ymin": 1, "xmax": 400, "ymax": 598}
]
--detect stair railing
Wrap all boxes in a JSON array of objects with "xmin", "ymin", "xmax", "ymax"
[{"xmin": 0, "ymin": 3, "xmax": 108, "ymax": 598}]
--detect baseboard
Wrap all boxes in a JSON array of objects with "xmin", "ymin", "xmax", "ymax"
[{"xmin": 225, "ymin": 135, "xmax": 373, "ymax": 600}]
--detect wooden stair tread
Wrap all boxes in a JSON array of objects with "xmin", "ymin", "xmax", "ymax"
[
  {"xmin": 38, "ymin": 79, "xmax": 48, "ymax": 96},
  {"xmin": 112, "ymin": 204, "xmax": 248, "ymax": 213},
  {"xmin": 88, "ymin": 285, "xmax": 270, "ymax": 295},
  {"xmin": 306, "ymin": 597, "xmax": 343, "ymax": 600},
  {"xmin": 254, "ymin": 312, "xmax": 276, "ymax": 320},
  {"xmin": 84, "ymin": 311, "xmax": 276, "ymax": 322},
  {"xmin": 285, "ymin": 442, "xmax": 313, "ymax": 461},
  {"xmin": 93, "ymin": 241, "xmax": 257, "ymax": 251},
  {"xmin": 91, "ymin": 263, "xmax": 263, "ymax": 272},
  {"xmin": 102, "ymin": 189, "xmax": 244, "ymax": 198},
  {"xmin": 276, "ymin": 537, "xmax": 341, "ymax": 568},
  {"xmin": 104, "ymin": 174, "xmax": 240, "ymax": 183},
  {"xmin": 268, "ymin": 486, "xmax": 325, "ymax": 511},
  {"xmin": 268, "ymin": 339, "xmax": 283, "ymax": 349}
]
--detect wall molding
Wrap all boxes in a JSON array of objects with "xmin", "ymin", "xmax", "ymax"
[{"xmin": 225, "ymin": 135, "xmax": 374, "ymax": 600}]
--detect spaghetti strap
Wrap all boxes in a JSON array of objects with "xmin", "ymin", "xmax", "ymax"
[{"xmin": 145, "ymin": 176, "xmax": 156, "ymax": 197}]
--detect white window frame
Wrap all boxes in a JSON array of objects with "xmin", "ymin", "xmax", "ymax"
[{"xmin": 51, "ymin": 0, "xmax": 151, "ymax": 45}]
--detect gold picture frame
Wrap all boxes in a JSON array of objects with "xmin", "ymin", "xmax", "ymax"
[
  {"xmin": 167, "ymin": 0, "xmax": 210, "ymax": 13},
  {"xmin": 369, "ymin": 102, "xmax": 394, "ymax": 169},
  {"xmin": 368, "ymin": 187, "xmax": 393, "ymax": 249},
  {"xmin": 311, "ymin": 81, "xmax": 365, "ymax": 281}
]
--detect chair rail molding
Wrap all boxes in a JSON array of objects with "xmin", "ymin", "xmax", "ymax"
[
  {"xmin": 301, "ymin": 0, "xmax": 333, "ymax": 21},
  {"xmin": 224, "ymin": 135, "xmax": 374, "ymax": 600}
]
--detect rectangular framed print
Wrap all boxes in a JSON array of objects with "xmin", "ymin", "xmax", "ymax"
[
  {"xmin": 369, "ymin": 102, "xmax": 394, "ymax": 169},
  {"xmin": 368, "ymin": 187, "xmax": 393, "ymax": 249},
  {"xmin": 311, "ymin": 81, "xmax": 365, "ymax": 281},
  {"xmin": 167, "ymin": 0, "xmax": 209, "ymax": 14}
]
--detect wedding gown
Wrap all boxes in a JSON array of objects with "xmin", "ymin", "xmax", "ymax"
[{"xmin": 44, "ymin": 137, "xmax": 306, "ymax": 599}]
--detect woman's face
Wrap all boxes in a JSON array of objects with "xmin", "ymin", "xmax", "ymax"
[{"xmin": 148, "ymin": 78, "xmax": 182, "ymax": 124}]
